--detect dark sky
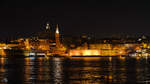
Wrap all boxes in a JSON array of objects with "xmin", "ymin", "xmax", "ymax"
[{"xmin": 0, "ymin": 0, "xmax": 150, "ymax": 39}]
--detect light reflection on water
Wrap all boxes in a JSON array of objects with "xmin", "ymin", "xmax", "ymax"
[
  {"xmin": 0, "ymin": 56, "xmax": 150, "ymax": 84},
  {"xmin": 51, "ymin": 57, "xmax": 63, "ymax": 84}
]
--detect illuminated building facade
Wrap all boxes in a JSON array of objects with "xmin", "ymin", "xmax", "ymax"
[{"xmin": 0, "ymin": 23, "xmax": 150, "ymax": 57}]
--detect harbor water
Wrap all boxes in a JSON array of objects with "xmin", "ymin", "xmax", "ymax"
[{"xmin": 0, "ymin": 56, "xmax": 150, "ymax": 84}]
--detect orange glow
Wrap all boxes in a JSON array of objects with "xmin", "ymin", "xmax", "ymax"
[
  {"xmin": 24, "ymin": 58, "xmax": 31, "ymax": 65},
  {"xmin": 108, "ymin": 75, "xmax": 113, "ymax": 80},
  {"xmin": 109, "ymin": 57, "xmax": 112, "ymax": 61},
  {"xmin": 135, "ymin": 46, "xmax": 141, "ymax": 50},
  {"xmin": 136, "ymin": 56, "xmax": 140, "ymax": 60},
  {"xmin": 69, "ymin": 50, "xmax": 101, "ymax": 56},
  {"xmin": 69, "ymin": 49, "xmax": 126, "ymax": 56},
  {"xmin": 0, "ymin": 49, "xmax": 6, "ymax": 56},
  {"xmin": 82, "ymin": 50, "xmax": 100, "ymax": 56},
  {"xmin": 119, "ymin": 56, "xmax": 125, "ymax": 60},
  {"xmin": 0, "ymin": 58, "xmax": 5, "ymax": 65}
]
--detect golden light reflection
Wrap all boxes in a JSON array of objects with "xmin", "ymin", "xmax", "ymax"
[
  {"xmin": 108, "ymin": 75, "xmax": 113, "ymax": 83},
  {"xmin": 0, "ymin": 58, "xmax": 5, "ymax": 65},
  {"xmin": 24, "ymin": 58, "xmax": 31, "ymax": 82},
  {"xmin": 0, "ymin": 49, "xmax": 6, "ymax": 56},
  {"xmin": 24, "ymin": 58, "xmax": 31, "ymax": 65},
  {"xmin": 119, "ymin": 56, "xmax": 125, "ymax": 60},
  {"xmin": 0, "ymin": 58, "xmax": 5, "ymax": 73},
  {"xmin": 70, "ymin": 57, "xmax": 101, "ymax": 60},
  {"xmin": 109, "ymin": 57, "xmax": 112, "ymax": 61},
  {"xmin": 52, "ymin": 58, "xmax": 63, "ymax": 84},
  {"xmin": 37, "ymin": 57, "xmax": 43, "ymax": 65},
  {"xmin": 0, "ymin": 67, "xmax": 5, "ymax": 73},
  {"xmin": 136, "ymin": 56, "xmax": 140, "ymax": 60}
]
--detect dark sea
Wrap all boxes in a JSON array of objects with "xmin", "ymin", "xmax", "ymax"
[{"xmin": 0, "ymin": 56, "xmax": 150, "ymax": 84}]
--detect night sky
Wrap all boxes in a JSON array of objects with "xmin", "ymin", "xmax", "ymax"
[{"xmin": 0, "ymin": 0, "xmax": 150, "ymax": 39}]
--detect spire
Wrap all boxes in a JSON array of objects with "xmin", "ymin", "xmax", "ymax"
[
  {"xmin": 55, "ymin": 24, "xmax": 61, "ymax": 48},
  {"xmin": 56, "ymin": 24, "xmax": 59, "ymax": 34}
]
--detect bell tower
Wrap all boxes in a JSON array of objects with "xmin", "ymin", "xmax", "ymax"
[
  {"xmin": 55, "ymin": 24, "xmax": 61, "ymax": 48},
  {"xmin": 45, "ymin": 22, "xmax": 51, "ymax": 40}
]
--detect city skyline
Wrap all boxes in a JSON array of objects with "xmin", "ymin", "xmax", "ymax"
[{"xmin": 1, "ymin": 1, "xmax": 150, "ymax": 84}]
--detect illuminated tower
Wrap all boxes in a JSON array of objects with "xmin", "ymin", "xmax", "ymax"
[
  {"xmin": 46, "ymin": 23, "xmax": 50, "ymax": 30},
  {"xmin": 45, "ymin": 23, "xmax": 51, "ymax": 40},
  {"xmin": 55, "ymin": 24, "xmax": 61, "ymax": 48}
]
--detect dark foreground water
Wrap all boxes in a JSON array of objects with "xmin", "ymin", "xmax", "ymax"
[{"xmin": 0, "ymin": 56, "xmax": 150, "ymax": 84}]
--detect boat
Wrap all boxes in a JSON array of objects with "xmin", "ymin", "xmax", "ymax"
[{"xmin": 25, "ymin": 49, "xmax": 46, "ymax": 57}]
